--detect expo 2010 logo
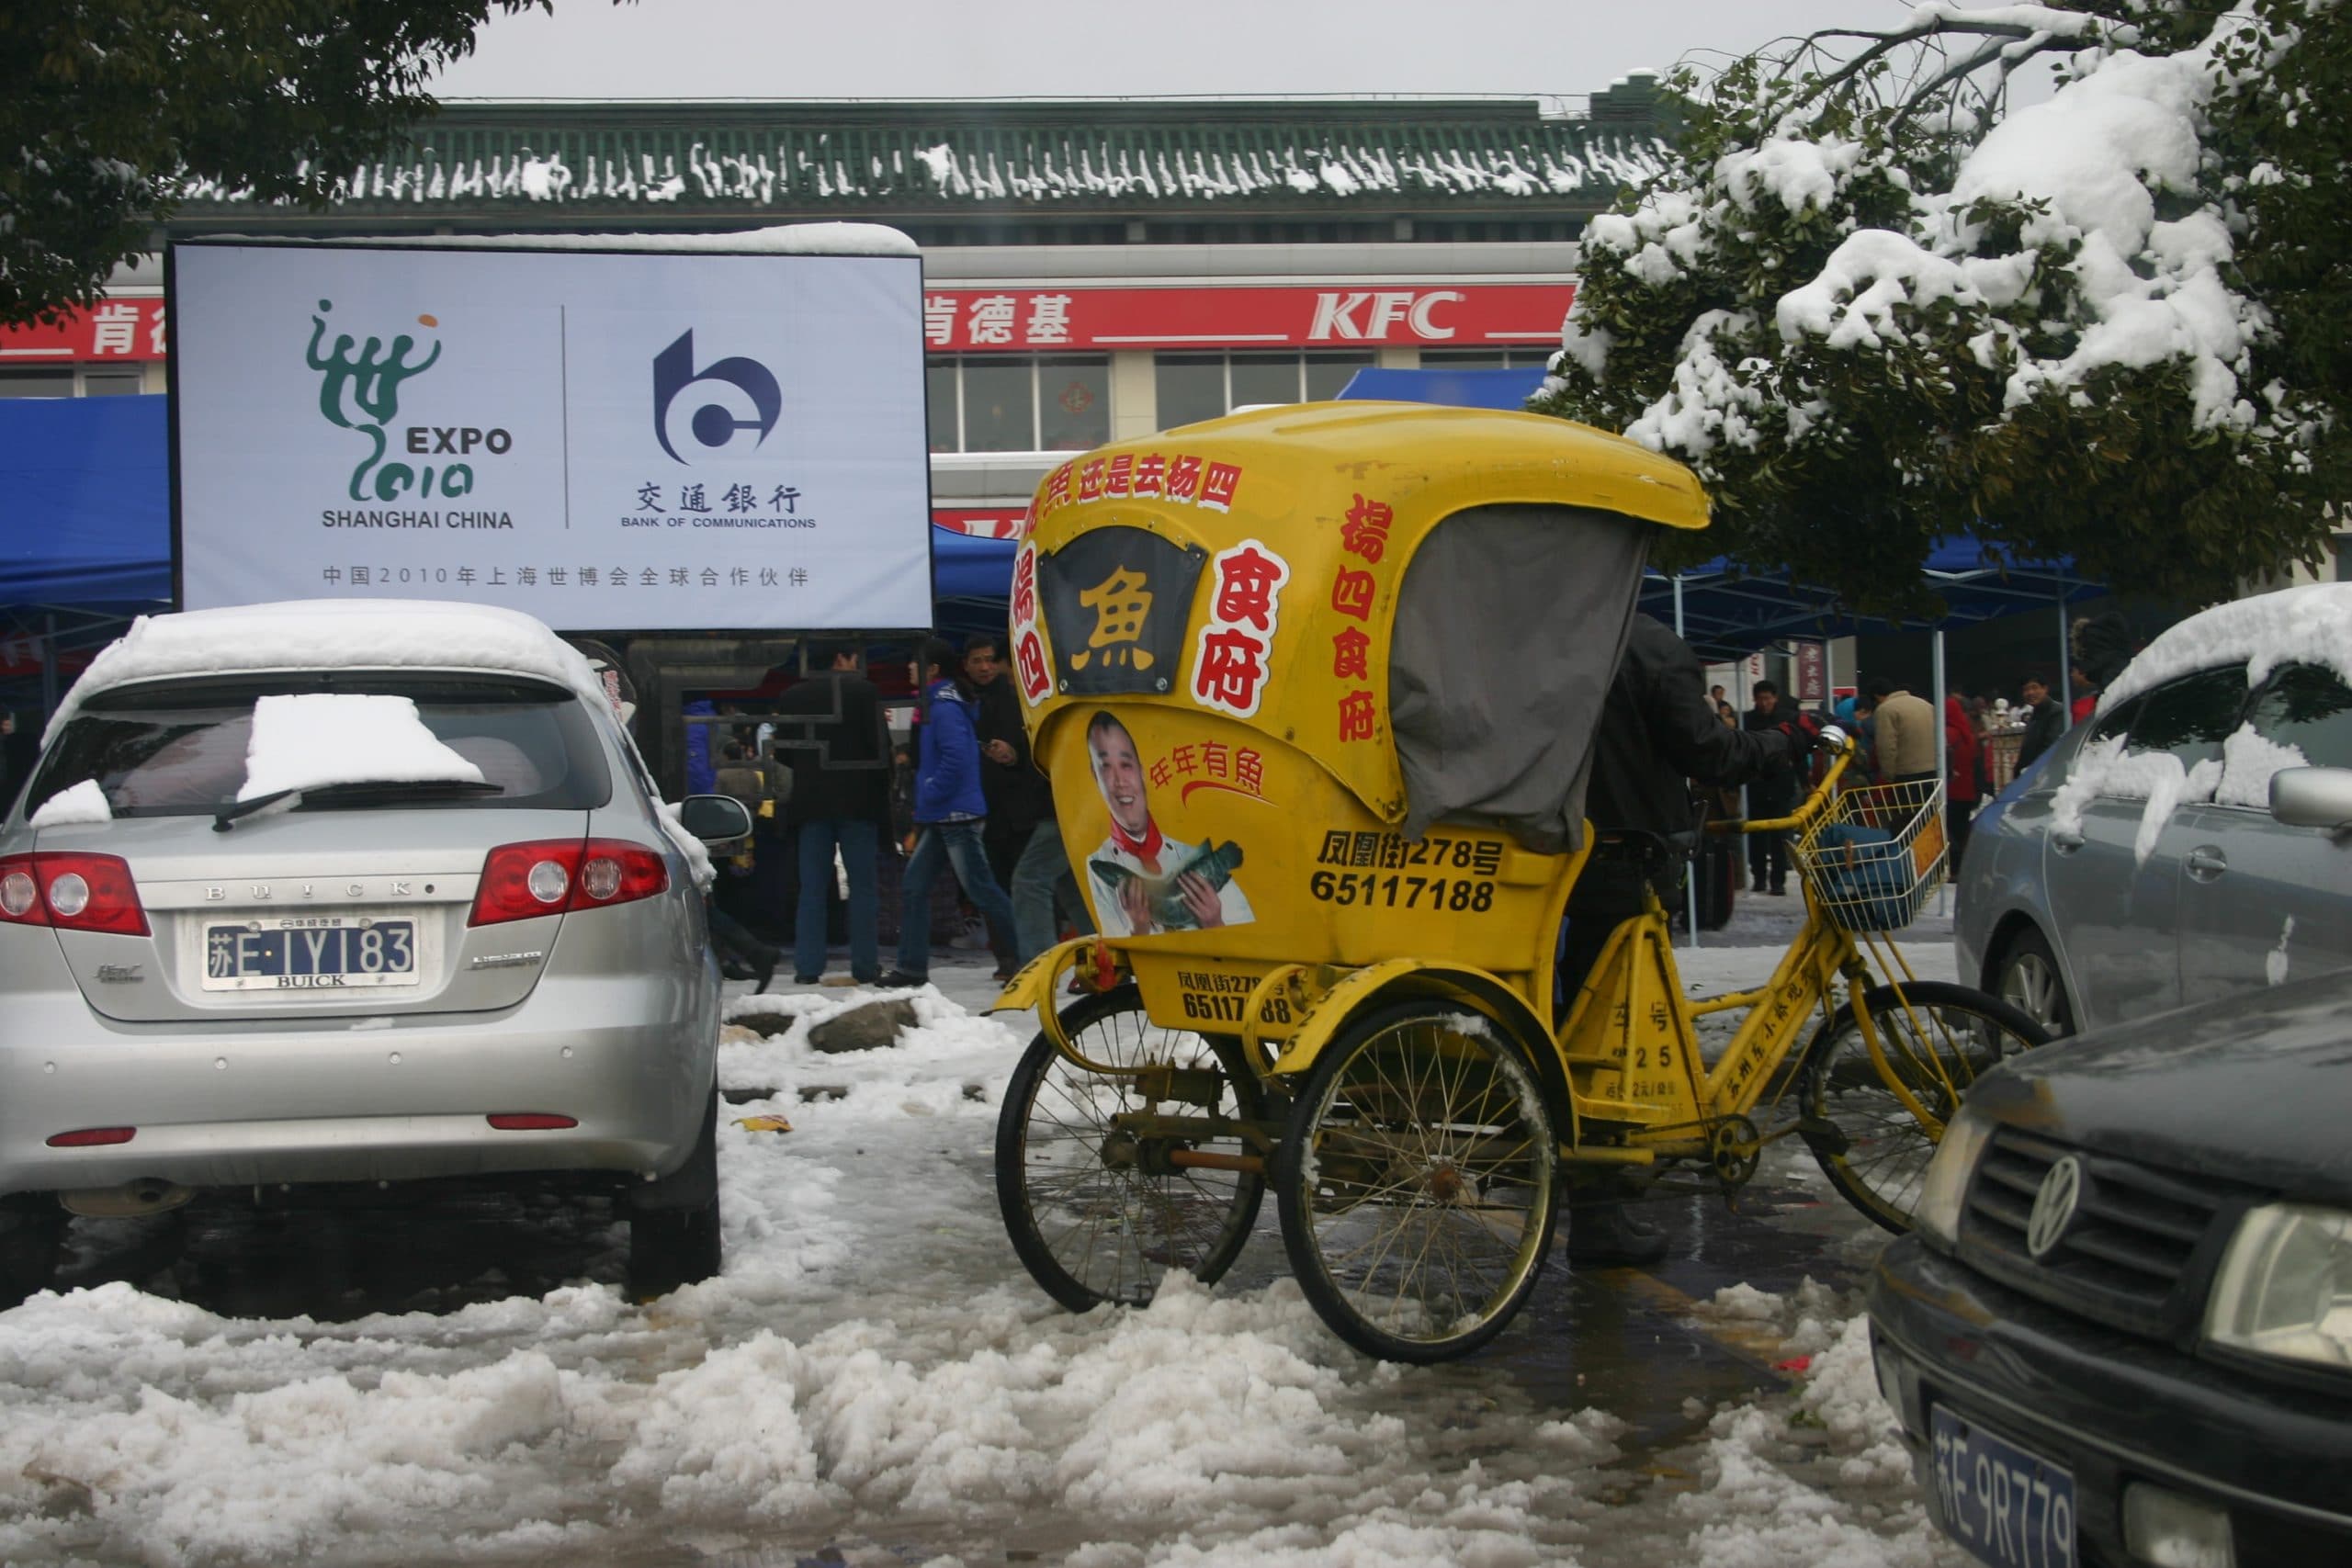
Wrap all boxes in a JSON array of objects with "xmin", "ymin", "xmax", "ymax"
[{"xmin": 305, "ymin": 300, "xmax": 507, "ymax": 502}]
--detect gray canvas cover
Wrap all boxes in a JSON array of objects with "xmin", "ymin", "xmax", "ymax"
[{"xmin": 1388, "ymin": 503, "xmax": 1652, "ymax": 852}]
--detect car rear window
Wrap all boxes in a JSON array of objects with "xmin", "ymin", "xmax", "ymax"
[{"xmin": 22, "ymin": 673, "xmax": 612, "ymax": 818}]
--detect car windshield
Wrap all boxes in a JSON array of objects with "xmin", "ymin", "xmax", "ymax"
[{"xmin": 21, "ymin": 672, "xmax": 612, "ymax": 818}]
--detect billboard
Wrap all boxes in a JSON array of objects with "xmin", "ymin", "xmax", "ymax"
[{"xmin": 169, "ymin": 238, "xmax": 929, "ymax": 631}]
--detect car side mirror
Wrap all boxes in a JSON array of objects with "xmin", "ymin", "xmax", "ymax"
[
  {"xmin": 676, "ymin": 794, "xmax": 754, "ymax": 843},
  {"xmin": 2269, "ymin": 767, "xmax": 2352, "ymax": 833}
]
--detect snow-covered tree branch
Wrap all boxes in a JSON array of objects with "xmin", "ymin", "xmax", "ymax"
[{"xmin": 1533, "ymin": 0, "xmax": 2346, "ymax": 615}]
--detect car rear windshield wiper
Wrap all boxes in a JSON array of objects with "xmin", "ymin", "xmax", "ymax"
[{"xmin": 212, "ymin": 778, "xmax": 504, "ymax": 832}]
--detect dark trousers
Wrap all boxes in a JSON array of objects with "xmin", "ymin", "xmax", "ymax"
[{"xmin": 706, "ymin": 900, "xmax": 775, "ymax": 972}]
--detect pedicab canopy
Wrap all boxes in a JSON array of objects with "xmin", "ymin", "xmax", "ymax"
[{"xmin": 1011, "ymin": 402, "xmax": 1708, "ymax": 861}]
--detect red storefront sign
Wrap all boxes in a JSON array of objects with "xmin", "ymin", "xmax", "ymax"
[
  {"xmin": 933, "ymin": 507, "xmax": 1029, "ymax": 539},
  {"xmin": 0, "ymin": 300, "xmax": 168, "ymax": 363},
  {"xmin": 922, "ymin": 284, "xmax": 1575, "ymax": 353}
]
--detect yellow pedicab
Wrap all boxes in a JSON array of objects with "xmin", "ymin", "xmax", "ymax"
[{"xmin": 989, "ymin": 404, "xmax": 2047, "ymax": 1362}]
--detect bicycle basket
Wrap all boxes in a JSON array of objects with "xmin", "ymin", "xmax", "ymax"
[{"xmin": 1789, "ymin": 779, "xmax": 1947, "ymax": 931}]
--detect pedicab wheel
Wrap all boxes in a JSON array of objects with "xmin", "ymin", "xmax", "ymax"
[
  {"xmin": 995, "ymin": 985, "xmax": 1267, "ymax": 1312},
  {"xmin": 1274, "ymin": 1000, "xmax": 1558, "ymax": 1364},
  {"xmin": 1799, "ymin": 982, "xmax": 2049, "ymax": 1235}
]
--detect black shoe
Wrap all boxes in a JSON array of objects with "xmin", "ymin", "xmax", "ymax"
[
  {"xmin": 752, "ymin": 953, "xmax": 779, "ymax": 995},
  {"xmin": 1750, "ymin": 879, "xmax": 1767, "ymax": 895},
  {"xmin": 720, "ymin": 961, "xmax": 758, "ymax": 982},
  {"xmin": 874, "ymin": 969, "xmax": 925, "ymax": 988},
  {"xmin": 1769, "ymin": 882, "xmax": 1787, "ymax": 897},
  {"xmin": 1566, "ymin": 1205, "xmax": 1670, "ymax": 1266},
  {"xmin": 793, "ymin": 973, "xmax": 822, "ymax": 987}
]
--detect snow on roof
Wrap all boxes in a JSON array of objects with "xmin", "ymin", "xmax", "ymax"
[
  {"xmin": 61, "ymin": 599, "xmax": 608, "ymax": 726},
  {"xmin": 183, "ymin": 221, "xmax": 918, "ymax": 258},
  {"xmin": 2099, "ymin": 583, "xmax": 2352, "ymax": 715}
]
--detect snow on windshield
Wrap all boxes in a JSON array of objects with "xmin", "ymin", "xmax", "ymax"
[
  {"xmin": 237, "ymin": 694, "xmax": 486, "ymax": 801},
  {"xmin": 26, "ymin": 779, "xmax": 113, "ymax": 829}
]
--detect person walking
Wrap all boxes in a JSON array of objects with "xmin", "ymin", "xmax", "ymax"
[
  {"xmin": 1864, "ymin": 675, "xmax": 1937, "ymax": 784},
  {"xmin": 964, "ymin": 635, "xmax": 1040, "ymax": 980},
  {"xmin": 1741, "ymin": 680, "xmax": 1797, "ymax": 895},
  {"xmin": 879, "ymin": 638, "xmax": 1020, "ymax": 989},
  {"xmin": 2014, "ymin": 673, "xmax": 2067, "ymax": 773},
  {"xmin": 770, "ymin": 641, "xmax": 893, "ymax": 987},
  {"xmin": 1944, "ymin": 694, "xmax": 1984, "ymax": 869}
]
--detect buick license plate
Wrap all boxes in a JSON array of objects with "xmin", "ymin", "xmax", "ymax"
[
  {"xmin": 202, "ymin": 917, "xmax": 419, "ymax": 990},
  {"xmin": 1930, "ymin": 1405, "xmax": 2077, "ymax": 1568}
]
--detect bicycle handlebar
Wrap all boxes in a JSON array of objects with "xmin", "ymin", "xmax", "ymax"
[{"xmin": 1704, "ymin": 736, "xmax": 1859, "ymax": 838}]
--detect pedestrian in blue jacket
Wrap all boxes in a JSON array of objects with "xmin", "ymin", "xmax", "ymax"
[{"xmin": 879, "ymin": 637, "xmax": 1021, "ymax": 987}]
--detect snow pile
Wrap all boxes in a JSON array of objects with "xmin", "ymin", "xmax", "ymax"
[
  {"xmin": 28, "ymin": 780, "xmax": 112, "ymax": 829},
  {"xmin": 237, "ymin": 694, "xmax": 485, "ymax": 801}
]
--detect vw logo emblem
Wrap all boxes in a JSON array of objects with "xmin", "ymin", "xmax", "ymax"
[{"xmin": 2026, "ymin": 1156, "xmax": 2084, "ymax": 1258}]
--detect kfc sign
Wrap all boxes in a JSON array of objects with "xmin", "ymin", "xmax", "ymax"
[
  {"xmin": 0, "ymin": 299, "xmax": 168, "ymax": 362},
  {"xmin": 920, "ymin": 284, "xmax": 1575, "ymax": 353}
]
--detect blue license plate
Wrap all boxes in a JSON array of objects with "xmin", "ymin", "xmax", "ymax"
[
  {"xmin": 1930, "ymin": 1405, "xmax": 2077, "ymax": 1568},
  {"xmin": 203, "ymin": 919, "xmax": 419, "ymax": 990}
]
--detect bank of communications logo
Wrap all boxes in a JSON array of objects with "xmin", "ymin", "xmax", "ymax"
[
  {"xmin": 653, "ymin": 330, "xmax": 782, "ymax": 464},
  {"xmin": 305, "ymin": 299, "xmax": 501, "ymax": 502}
]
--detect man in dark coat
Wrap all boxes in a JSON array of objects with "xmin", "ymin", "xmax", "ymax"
[
  {"xmin": 1741, "ymin": 680, "xmax": 1799, "ymax": 895},
  {"xmin": 1560, "ymin": 615, "xmax": 1824, "ymax": 1262},
  {"xmin": 770, "ymin": 642, "xmax": 894, "ymax": 987},
  {"xmin": 2014, "ymin": 674, "xmax": 2067, "ymax": 773}
]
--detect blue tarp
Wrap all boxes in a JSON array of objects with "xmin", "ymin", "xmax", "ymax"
[
  {"xmin": 0, "ymin": 395, "xmax": 172, "ymax": 608},
  {"xmin": 1334, "ymin": 366, "xmax": 1551, "ymax": 411}
]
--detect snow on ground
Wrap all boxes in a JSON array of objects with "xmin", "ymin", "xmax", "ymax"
[{"xmin": 0, "ymin": 899, "xmax": 1965, "ymax": 1567}]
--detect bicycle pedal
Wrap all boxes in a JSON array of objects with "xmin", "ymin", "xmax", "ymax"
[{"xmin": 1796, "ymin": 1116, "xmax": 1850, "ymax": 1156}]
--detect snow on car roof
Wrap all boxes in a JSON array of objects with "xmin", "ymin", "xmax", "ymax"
[
  {"xmin": 59, "ymin": 599, "xmax": 608, "ymax": 724},
  {"xmin": 2098, "ymin": 583, "xmax": 2352, "ymax": 716}
]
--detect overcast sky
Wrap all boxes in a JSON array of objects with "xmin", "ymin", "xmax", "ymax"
[{"xmin": 430, "ymin": 0, "xmax": 1933, "ymax": 101}]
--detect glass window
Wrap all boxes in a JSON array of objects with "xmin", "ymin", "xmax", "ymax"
[
  {"xmin": 2123, "ymin": 667, "xmax": 2248, "ymax": 765},
  {"xmin": 1419, "ymin": 349, "xmax": 1510, "ymax": 368},
  {"xmin": 1304, "ymin": 351, "xmax": 1374, "ymax": 400},
  {"xmin": 1154, "ymin": 354, "xmax": 1226, "ymax": 431},
  {"xmin": 26, "ymin": 674, "xmax": 612, "ymax": 819},
  {"xmin": 1036, "ymin": 355, "xmax": 1110, "ymax": 451},
  {"xmin": 2245, "ymin": 663, "xmax": 2352, "ymax": 772},
  {"xmin": 82, "ymin": 367, "xmax": 143, "ymax": 396},
  {"xmin": 925, "ymin": 361, "xmax": 960, "ymax": 454},
  {"xmin": 1227, "ymin": 353, "xmax": 1302, "ymax": 409},
  {"xmin": 961, "ymin": 359, "xmax": 1035, "ymax": 452},
  {"xmin": 0, "ymin": 368, "xmax": 74, "ymax": 398}
]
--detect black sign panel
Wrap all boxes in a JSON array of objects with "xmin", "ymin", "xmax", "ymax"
[{"xmin": 1035, "ymin": 526, "xmax": 1205, "ymax": 697}]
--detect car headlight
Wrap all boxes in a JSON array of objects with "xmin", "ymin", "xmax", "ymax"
[
  {"xmin": 1911, "ymin": 1105, "xmax": 1996, "ymax": 1247},
  {"xmin": 2203, "ymin": 1203, "xmax": 2352, "ymax": 1372}
]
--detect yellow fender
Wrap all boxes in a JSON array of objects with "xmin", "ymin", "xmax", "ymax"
[
  {"xmin": 1269, "ymin": 958, "xmax": 1577, "ymax": 1145},
  {"xmin": 986, "ymin": 936, "xmax": 1149, "ymax": 1077}
]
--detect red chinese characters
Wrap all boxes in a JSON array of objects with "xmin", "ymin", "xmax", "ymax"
[
  {"xmin": 1191, "ymin": 538, "xmax": 1292, "ymax": 720},
  {"xmin": 1149, "ymin": 741, "xmax": 1270, "ymax": 802},
  {"xmin": 1329, "ymin": 492, "xmax": 1395, "ymax": 743},
  {"xmin": 1340, "ymin": 493, "xmax": 1392, "ymax": 563},
  {"xmin": 1009, "ymin": 542, "xmax": 1051, "ymax": 705},
  {"xmin": 1028, "ymin": 449, "xmax": 1243, "ymax": 523}
]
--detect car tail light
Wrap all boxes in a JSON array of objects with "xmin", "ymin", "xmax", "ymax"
[
  {"xmin": 0, "ymin": 852, "xmax": 150, "ymax": 936},
  {"xmin": 486, "ymin": 1113, "xmax": 579, "ymax": 1131},
  {"xmin": 48, "ymin": 1127, "xmax": 137, "ymax": 1147},
  {"xmin": 469, "ymin": 839, "xmax": 669, "ymax": 926}
]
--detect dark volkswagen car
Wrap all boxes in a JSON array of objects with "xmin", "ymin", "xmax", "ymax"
[{"xmin": 1869, "ymin": 969, "xmax": 2352, "ymax": 1568}]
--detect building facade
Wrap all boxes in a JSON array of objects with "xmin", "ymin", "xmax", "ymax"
[{"xmin": 3, "ymin": 88, "xmax": 1673, "ymax": 530}]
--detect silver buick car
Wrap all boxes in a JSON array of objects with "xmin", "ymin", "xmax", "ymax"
[
  {"xmin": 1956, "ymin": 584, "xmax": 2352, "ymax": 1037},
  {"xmin": 0, "ymin": 600, "xmax": 751, "ymax": 1305}
]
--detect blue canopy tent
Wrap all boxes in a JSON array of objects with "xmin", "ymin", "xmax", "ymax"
[{"xmin": 0, "ymin": 396, "xmax": 174, "ymax": 712}]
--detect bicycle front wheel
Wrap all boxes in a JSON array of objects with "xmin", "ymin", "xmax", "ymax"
[
  {"xmin": 995, "ymin": 985, "xmax": 1267, "ymax": 1312},
  {"xmin": 1799, "ymin": 981, "xmax": 2048, "ymax": 1233},
  {"xmin": 1275, "ymin": 1001, "xmax": 1558, "ymax": 1363}
]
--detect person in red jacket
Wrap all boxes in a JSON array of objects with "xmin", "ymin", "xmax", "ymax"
[{"xmin": 1945, "ymin": 694, "xmax": 1983, "ymax": 872}]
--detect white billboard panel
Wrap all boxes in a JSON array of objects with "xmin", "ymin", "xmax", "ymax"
[{"xmin": 170, "ymin": 240, "xmax": 929, "ymax": 630}]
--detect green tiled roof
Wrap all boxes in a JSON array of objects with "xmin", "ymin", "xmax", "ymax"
[{"xmin": 174, "ymin": 88, "xmax": 1673, "ymax": 223}]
